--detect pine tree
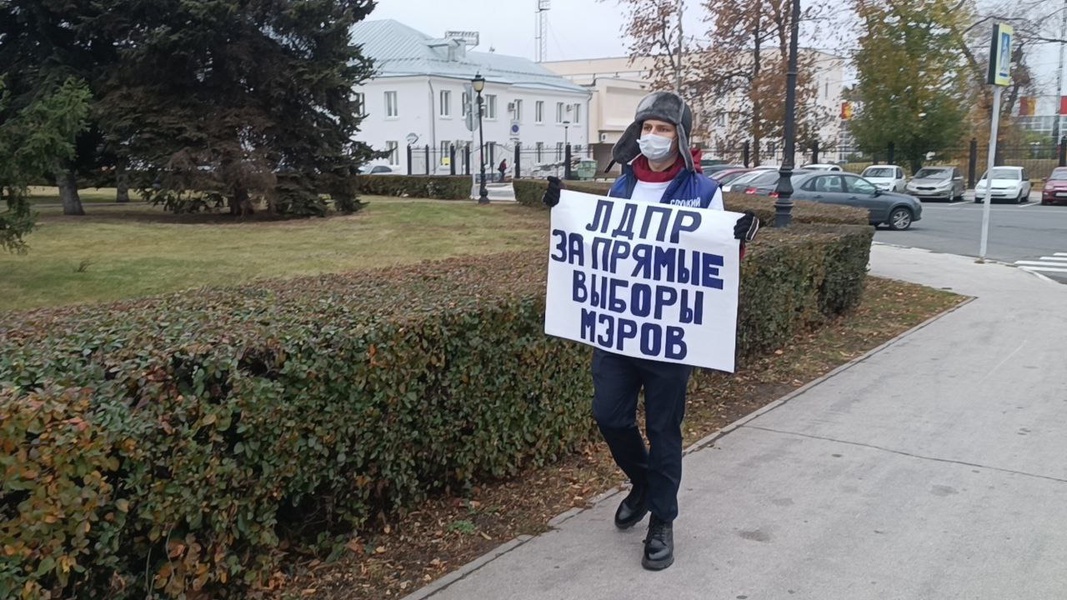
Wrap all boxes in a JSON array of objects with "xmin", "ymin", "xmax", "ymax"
[{"xmin": 0, "ymin": 77, "xmax": 90, "ymax": 252}]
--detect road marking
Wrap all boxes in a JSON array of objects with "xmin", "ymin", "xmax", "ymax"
[
  {"xmin": 1014, "ymin": 252, "xmax": 1067, "ymax": 276},
  {"xmin": 1019, "ymin": 201, "xmax": 1038, "ymax": 208},
  {"xmin": 1020, "ymin": 266, "xmax": 1067, "ymax": 273}
]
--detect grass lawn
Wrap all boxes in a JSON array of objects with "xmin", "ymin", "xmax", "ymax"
[
  {"xmin": 24, "ymin": 186, "xmax": 146, "ymax": 205},
  {"xmin": 1, "ymin": 197, "xmax": 547, "ymax": 313}
]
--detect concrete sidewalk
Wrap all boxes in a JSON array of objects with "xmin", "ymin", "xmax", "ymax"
[{"xmin": 404, "ymin": 244, "xmax": 1067, "ymax": 600}]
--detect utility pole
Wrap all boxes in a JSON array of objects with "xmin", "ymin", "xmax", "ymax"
[{"xmin": 1056, "ymin": 0, "xmax": 1067, "ymax": 142}]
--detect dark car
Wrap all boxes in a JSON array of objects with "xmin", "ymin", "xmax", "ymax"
[
  {"xmin": 746, "ymin": 171, "xmax": 923, "ymax": 230},
  {"xmin": 905, "ymin": 166, "xmax": 965, "ymax": 201},
  {"xmin": 1041, "ymin": 167, "xmax": 1067, "ymax": 206}
]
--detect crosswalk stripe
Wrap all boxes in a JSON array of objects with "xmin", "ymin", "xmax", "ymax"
[
  {"xmin": 1037, "ymin": 257, "xmax": 1067, "ymax": 262},
  {"xmin": 1056, "ymin": 253, "xmax": 1067, "ymax": 257},
  {"xmin": 1020, "ymin": 266, "xmax": 1067, "ymax": 273},
  {"xmin": 1016, "ymin": 261, "xmax": 1067, "ymax": 266}
]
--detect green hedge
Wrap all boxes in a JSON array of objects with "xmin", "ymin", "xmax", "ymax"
[
  {"xmin": 0, "ymin": 224, "xmax": 872, "ymax": 598},
  {"xmin": 512, "ymin": 179, "xmax": 870, "ymax": 226},
  {"xmin": 355, "ymin": 174, "xmax": 470, "ymax": 200}
]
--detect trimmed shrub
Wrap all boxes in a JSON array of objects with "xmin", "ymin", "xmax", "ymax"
[
  {"xmin": 0, "ymin": 223, "xmax": 871, "ymax": 598},
  {"xmin": 355, "ymin": 175, "xmax": 470, "ymax": 200}
]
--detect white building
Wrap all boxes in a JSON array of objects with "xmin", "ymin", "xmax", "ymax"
[{"xmin": 351, "ymin": 20, "xmax": 590, "ymax": 176}]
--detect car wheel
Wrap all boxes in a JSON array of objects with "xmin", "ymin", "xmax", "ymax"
[{"xmin": 887, "ymin": 207, "xmax": 913, "ymax": 230}]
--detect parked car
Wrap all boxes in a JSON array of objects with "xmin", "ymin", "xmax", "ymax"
[
  {"xmin": 746, "ymin": 171, "xmax": 922, "ymax": 230},
  {"xmin": 360, "ymin": 164, "xmax": 398, "ymax": 175},
  {"xmin": 1041, "ymin": 167, "xmax": 1067, "ymax": 205},
  {"xmin": 700, "ymin": 161, "xmax": 744, "ymax": 174},
  {"xmin": 905, "ymin": 166, "xmax": 965, "ymax": 201},
  {"xmin": 861, "ymin": 165, "xmax": 908, "ymax": 193},
  {"xmin": 974, "ymin": 166, "xmax": 1031, "ymax": 203},
  {"xmin": 802, "ymin": 163, "xmax": 843, "ymax": 172},
  {"xmin": 710, "ymin": 168, "xmax": 751, "ymax": 186},
  {"xmin": 721, "ymin": 170, "xmax": 770, "ymax": 193}
]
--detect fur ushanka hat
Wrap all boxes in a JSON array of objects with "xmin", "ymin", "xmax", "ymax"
[{"xmin": 611, "ymin": 91, "xmax": 695, "ymax": 171}]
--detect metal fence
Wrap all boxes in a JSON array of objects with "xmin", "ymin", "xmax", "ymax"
[
  {"xmin": 404, "ymin": 143, "xmax": 598, "ymax": 181},
  {"xmin": 402, "ymin": 139, "xmax": 1067, "ymax": 186},
  {"xmin": 832, "ymin": 140, "xmax": 1067, "ymax": 187}
]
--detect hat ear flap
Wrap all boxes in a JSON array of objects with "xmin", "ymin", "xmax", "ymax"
[
  {"xmin": 676, "ymin": 127, "xmax": 694, "ymax": 172},
  {"xmin": 612, "ymin": 121, "xmax": 643, "ymax": 166}
]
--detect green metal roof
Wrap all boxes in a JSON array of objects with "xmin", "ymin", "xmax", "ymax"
[{"xmin": 352, "ymin": 20, "xmax": 588, "ymax": 94}]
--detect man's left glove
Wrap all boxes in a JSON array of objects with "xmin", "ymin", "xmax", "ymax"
[
  {"xmin": 542, "ymin": 176, "xmax": 562, "ymax": 208},
  {"xmin": 734, "ymin": 211, "xmax": 760, "ymax": 242}
]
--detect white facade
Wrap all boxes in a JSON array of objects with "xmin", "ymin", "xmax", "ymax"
[
  {"xmin": 357, "ymin": 77, "xmax": 590, "ymax": 173},
  {"xmin": 352, "ymin": 20, "xmax": 590, "ymax": 176}
]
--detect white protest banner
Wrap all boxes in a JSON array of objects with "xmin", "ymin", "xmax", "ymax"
[{"xmin": 545, "ymin": 190, "xmax": 742, "ymax": 372}]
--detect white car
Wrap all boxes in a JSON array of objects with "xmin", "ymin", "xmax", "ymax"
[
  {"xmin": 360, "ymin": 163, "xmax": 399, "ymax": 175},
  {"xmin": 974, "ymin": 166, "xmax": 1032, "ymax": 204},
  {"xmin": 802, "ymin": 163, "xmax": 843, "ymax": 172},
  {"xmin": 861, "ymin": 165, "xmax": 908, "ymax": 193}
]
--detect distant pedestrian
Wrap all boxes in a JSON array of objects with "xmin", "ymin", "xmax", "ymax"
[{"xmin": 498, "ymin": 159, "xmax": 508, "ymax": 182}]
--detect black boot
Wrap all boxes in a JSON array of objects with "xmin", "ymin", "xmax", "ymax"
[
  {"xmin": 642, "ymin": 515, "xmax": 674, "ymax": 570},
  {"xmin": 613, "ymin": 485, "xmax": 648, "ymax": 530}
]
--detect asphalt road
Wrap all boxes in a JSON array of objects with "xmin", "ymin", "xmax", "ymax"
[{"xmin": 873, "ymin": 190, "xmax": 1067, "ymax": 283}]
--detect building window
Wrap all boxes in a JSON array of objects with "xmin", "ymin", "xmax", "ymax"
[
  {"xmin": 462, "ymin": 92, "xmax": 471, "ymax": 116},
  {"xmin": 536, "ymin": 101, "xmax": 544, "ymax": 124},
  {"xmin": 556, "ymin": 142, "xmax": 564, "ymax": 160},
  {"xmin": 573, "ymin": 104, "xmax": 581, "ymax": 124},
  {"xmin": 513, "ymin": 99, "xmax": 523, "ymax": 122},
  {"xmin": 385, "ymin": 91, "xmax": 398, "ymax": 118},
  {"xmin": 556, "ymin": 102, "xmax": 565, "ymax": 123},
  {"xmin": 386, "ymin": 141, "xmax": 399, "ymax": 166},
  {"xmin": 486, "ymin": 94, "xmax": 497, "ymax": 119},
  {"xmin": 440, "ymin": 90, "xmax": 451, "ymax": 117},
  {"xmin": 354, "ymin": 92, "xmax": 366, "ymax": 116},
  {"xmin": 536, "ymin": 141, "xmax": 544, "ymax": 162}
]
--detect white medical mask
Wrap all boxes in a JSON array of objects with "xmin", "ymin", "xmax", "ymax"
[{"xmin": 637, "ymin": 134, "xmax": 675, "ymax": 161}]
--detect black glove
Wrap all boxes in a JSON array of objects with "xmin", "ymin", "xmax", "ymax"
[
  {"xmin": 734, "ymin": 211, "xmax": 760, "ymax": 242},
  {"xmin": 542, "ymin": 176, "xmax": 562, "ymax": 208}
]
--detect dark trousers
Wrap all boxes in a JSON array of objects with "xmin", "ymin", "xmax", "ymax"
[{"xmin": 591, "ymin": 348, "xmax": 692, "ymax": 522}]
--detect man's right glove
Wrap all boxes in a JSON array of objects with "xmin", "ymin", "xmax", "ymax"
[{"xmin": 542, "ymin": 176, "xmax": 562, "ymax": 208}]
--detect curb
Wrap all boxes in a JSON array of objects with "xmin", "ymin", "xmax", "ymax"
[
  {"xmin": 402, "ymin": 293, "xmax": 976, "ymax": 599},
  {"xmin": 398, "ymin": 535, "xmax": 533, "ymax": 600}
]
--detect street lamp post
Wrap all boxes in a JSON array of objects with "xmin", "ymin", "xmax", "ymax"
[
  {"xmin": 773, "ymin": 0, "xmax": 801, "ymax": 227},
  {"xmin": 472, "ymin": 72, "xmax": 489, "ymax": 204},
  {"xmin": 562, "ymin": 120, "xmax": 572, "ymax": 179}
]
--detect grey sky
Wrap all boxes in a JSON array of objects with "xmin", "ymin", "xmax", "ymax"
[
  {"xmin": 369, "ymin": 0, "xmax": 669, "ymax": 62},
  {"xmin": 369, "ymin": 0, "xmax": 1060, "ymax": 96}
]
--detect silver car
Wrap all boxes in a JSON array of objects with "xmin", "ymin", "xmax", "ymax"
[
  {"xmin": 905, "ymin": 166, "xmax": 965, "ymax": 201},
  {"xmin": 747, "ymin": 171, "xmax": 923, "ymax": 230}
]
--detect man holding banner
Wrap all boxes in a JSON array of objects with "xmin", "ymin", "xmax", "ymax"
[{"xmin": 542, "ymin": 91, "xmax": 759, "ymax": 571}]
